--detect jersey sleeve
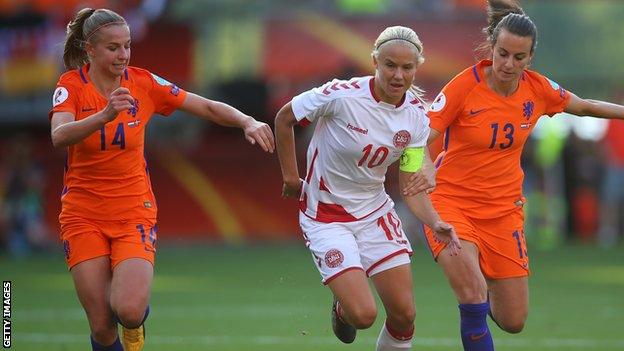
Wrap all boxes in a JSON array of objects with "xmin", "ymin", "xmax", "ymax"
[
  {"xmin": 48, "ymin": 76, "xmax": 80, "ymax": 120},
  {"xmin": 146, "ymin": 72, "xmax": 187, "ymax": 116},
  {"xmin": 427, "ymin": 72, "xmax": 472, "ymax": 133},
  {"xmin": 408, "ymin": 110, "xmax": 431, "ymax": 148},
  {"xmin": 291, "ymin": 79, "xmax": 341, "ymax": 124},
  {"xmin": 535, "ymin": 73, "xmax": 571, "ymax": 116}
]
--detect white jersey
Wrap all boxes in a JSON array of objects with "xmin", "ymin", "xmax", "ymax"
[{"xmin": 292, "ymin": 76, "xmax": 430, "ymax": 223}]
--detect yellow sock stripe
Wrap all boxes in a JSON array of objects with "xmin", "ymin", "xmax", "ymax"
[{"xmin": 158, "ymin": 149, "xmax": 244, "ymax": 244}]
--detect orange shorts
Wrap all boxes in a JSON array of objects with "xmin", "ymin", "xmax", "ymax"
[
  {"xmin": 423, "ymin": 203, "xmax": 529, "ymax": 279},
  {"xmin": 60, "ymin": 216, "xmax": 157, "ymax": 270}
]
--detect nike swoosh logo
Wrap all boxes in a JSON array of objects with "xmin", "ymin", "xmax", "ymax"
[
  {"xmin": 470, "ymin": 331, "xmax": 488, "ymax": 341},
  {"xmin": 82, "ymin": 107, "xmax": 95, "ymax": 112},
  {"xmin": 469, "ymin": 108, "xmax": 486, "ymax": 115}
]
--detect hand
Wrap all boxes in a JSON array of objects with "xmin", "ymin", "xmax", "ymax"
[
  {"xmin": 402, "ymin": 167, "xmax": 436, "ymax": 196},
  {"xmin": 430, "ymin": 220, "xmax": 461, "ymax": 256},
  {"xmin": 102, "ymin": 87, "xmax": 134, "ymax": 122},
  {"xmin": 243, "ymin": 119, "xmax": 275, "ymax": 153},
  {"xmin": 282, "ymin": 178, "xmax": 303, "ymax": 199}
]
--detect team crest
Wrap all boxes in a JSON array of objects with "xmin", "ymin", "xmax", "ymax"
[
  {"xmin": 127, "ymin": 98, "xmax": 139, "ymax": 117},
  {"xmin": 523, "ymin": 100, "xmax": 534, "ymax": 120},
  {"xmin": 393, "ymin": 130, "xmax": 411, "ymax": 148},
  {"xmin": 324, "ymin": 249, "xmax": 344, "ymax": 268}
]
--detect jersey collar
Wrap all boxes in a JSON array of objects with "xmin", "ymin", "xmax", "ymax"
[
  {"xmin": 368, "ymin": 77, "xmax": 407, "ymax": 108},
  {"xmin": 79, "ymin": 64, "xmax": 129, "ymax": 84}
]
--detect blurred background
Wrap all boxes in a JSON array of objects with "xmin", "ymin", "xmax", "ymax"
[{"xmin": 0, "ymin": 1, "xmax": 622, "ymax": 350}]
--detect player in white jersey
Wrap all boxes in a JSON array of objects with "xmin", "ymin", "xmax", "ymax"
[{"xmin": 275, "ymin": 26, "xmax": 461, "ymax": 350}]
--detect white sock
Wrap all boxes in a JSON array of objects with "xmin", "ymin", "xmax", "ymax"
[{"xmin": 376, "ymin": 322, "xmax": 413, "ymax": 351}]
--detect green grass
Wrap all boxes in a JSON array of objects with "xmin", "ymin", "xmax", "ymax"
[{"xmin": 2, "ymin": 243, "xmax": 623, "ymax": 350}]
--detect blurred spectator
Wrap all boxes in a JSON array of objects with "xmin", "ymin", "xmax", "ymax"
[
  {"xmin": 563, "ymin": 131, "xmax": 604, "ymax": 242},
  {"xmin": 598, "ymin": 119, "xmax": 624, "ymax": 248},
  {"xmin": 0, "ymin": 134, "xmax": 50, "ymax": 256}
]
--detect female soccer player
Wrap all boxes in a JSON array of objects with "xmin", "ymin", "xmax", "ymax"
[
  {"xmin": 403, "ymin": 1, "xmax": 624, "ymax": 350},
  {"xmin": 275, "ymin": 26, "xmax": 461, "ymax": 350},
  {"xmin": 49, "ymin": 8, "xmax": 274, "ymax": 351}
]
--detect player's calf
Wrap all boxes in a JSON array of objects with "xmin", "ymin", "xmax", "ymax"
[
  {"xmin": 331, "ymin": 299, "xmax": 358, "ymax": 343},
  {"xmin": 87, "ymin": 318, "xmax": 119, "ymax": 349},
  {"xmin": 488, "ymin": 311, "xmax": 525, "ymax": 334}
]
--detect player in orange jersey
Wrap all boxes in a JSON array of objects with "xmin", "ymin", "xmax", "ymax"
[
  {"xmin": 50, "ymin": 8, "xmax": 274, "ymax": 351},
  {"xmin": 403, "ymin": 1, "xmax": 624, "ymax": 350}
]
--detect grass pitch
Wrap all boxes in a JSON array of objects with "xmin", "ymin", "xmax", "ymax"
[{"xmin": 3, "ymin": 243, "xmax": 623, "ymax": 350}]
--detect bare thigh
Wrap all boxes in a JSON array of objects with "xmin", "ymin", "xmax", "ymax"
[{"xmin": 437, "ymin": 240, "xmax": 488, "ymax": 303}]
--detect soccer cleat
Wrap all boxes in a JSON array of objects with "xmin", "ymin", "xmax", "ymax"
[
  {"xmin": 121, "ymin": 324, "xmax": 145, "ymax": 351},
  {"xmin": 331, "ymin": 298, "xmax": 356, "ymax": 344}
]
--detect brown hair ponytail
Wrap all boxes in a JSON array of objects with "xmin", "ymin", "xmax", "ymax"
[
  {"xmin": 63, "ymin": 8, "xmax": 96, "ymax": 70},
  {"xmin": 477, "ymin": 0, "xmax": 537, "ymax": 57}
]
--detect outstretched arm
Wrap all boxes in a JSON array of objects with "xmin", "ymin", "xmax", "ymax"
[
  {"xmin": 274, "ymin": 102, "xmax": 303, "ymax": 198},
  {"xmin": 399, "ymin": 170, "xmax": 461, "ymax": 255},
  {"xmin": 179, "ymin": 92, "xmax": 275, "ymax": 153},
  {"xmin": 565, "ymin": 92, "xmax": 624, "ymax": 120}
]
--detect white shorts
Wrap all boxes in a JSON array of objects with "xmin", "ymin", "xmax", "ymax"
[{"xmin": 299, "ymin": 208, "xmax": 413, "ymax": 285}]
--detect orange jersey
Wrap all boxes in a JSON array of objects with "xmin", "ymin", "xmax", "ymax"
[
  {"xmin": 49, "ymin": 64, "xmax": 187, "ymax": 221},
  {"xmin": 428, "ymin": 60, "xmax": 570, "ymax": 218}
]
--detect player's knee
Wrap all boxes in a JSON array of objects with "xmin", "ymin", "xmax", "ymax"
[
  {"xmin": 389, "ymin": 306, "xmax": 415, "ymax": 328},
  {"xmin": 114, "ymin": 304, "xmax": 147, "ymax": 329},
  {"xmin": 349, "ymin": 306, "xmax": 377, "ymax": 329},
  {"xmin": 499, "ymin": 320, "xmax": 525, "ymax": 334},
  {"xmin": 456, "ymin": 285, "xmax": 488, "ymax": 303}
]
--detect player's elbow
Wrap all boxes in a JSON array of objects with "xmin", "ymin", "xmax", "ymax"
[
  {"xmin": 274, "ymin": 103, "xmax": 297, "ymax": 129},
  {"xmin": 51, "ymin": 133, "xmax": 69, "ymax": 148},
  {"xmin": 274, "ymin": 109, "xmax": 287, "ymax": 128},
  {"xmin": 199, "ymin": 99, "xmax": 220, "ymax": 121}
]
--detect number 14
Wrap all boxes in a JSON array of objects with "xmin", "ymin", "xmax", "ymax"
[{"xmin": 100, "ymin": 122, "xmax": 126, "ymax": 150}]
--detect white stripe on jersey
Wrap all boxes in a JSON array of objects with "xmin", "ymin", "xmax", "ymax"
[{"xmin": 292, "ymin": 76, "xmax": 430, "ymax": 223}]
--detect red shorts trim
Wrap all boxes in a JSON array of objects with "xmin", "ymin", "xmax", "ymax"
[
  {"xmin": 323, "ymin": 267, "xmax": 365, "ymax": 285},
  {"xmin": 365, "ymin": 249, "xmax": 411, "ymax": 276}
]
